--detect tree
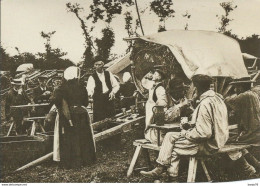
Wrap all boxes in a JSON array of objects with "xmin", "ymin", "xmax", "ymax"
[
  {"xmin": 150, "ymin": 0, "xmax": 175, "ymax": 32},
  {"xmin": 216, "ymin": 1, "xmax": 237, "ymax": 34},
  {"xmin": 38, "ymin": 31, "xmax": 73, "ymax": 70}
]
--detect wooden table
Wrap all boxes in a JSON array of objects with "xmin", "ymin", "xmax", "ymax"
[{"xmin": 149, "ymin": 123, "xmax": 180, "ymax": 146}]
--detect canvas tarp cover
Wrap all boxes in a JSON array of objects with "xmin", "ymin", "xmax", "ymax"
[
  {"xmin": 138, "ymin": 30, "xmax": 248, "ymax": 79},
  {"xmin": 107, "ymin": 53, "xmax": 131, "ymax": 74}
]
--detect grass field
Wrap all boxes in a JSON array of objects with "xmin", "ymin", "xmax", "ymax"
[{"xmin": 1, "ymin": 100, "xmax": 260, "ymax": 183}]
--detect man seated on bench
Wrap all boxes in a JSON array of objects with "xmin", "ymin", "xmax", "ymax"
[
  {"xmin": 142, "ymin": 68, "xmax": 169, "ymax": 145},
  {"xmin": 225, "ymin": 77, "xmax": 260, "ymax": 175},
  {"xmin": 140, "ymin": 74, "xmax": 229, "ymax": 182}
]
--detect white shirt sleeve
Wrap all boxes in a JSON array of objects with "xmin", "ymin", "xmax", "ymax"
[
  {"xmin": 109, "ymin": 72, "xmax": 120, "ymax": 94},
  {"xmin": 155, "ymin": 86, "xmax": 168, "ymax": 107},
  {"xmin": 86, "ymin": 76, "xmax": 95, "ymax": 96}
]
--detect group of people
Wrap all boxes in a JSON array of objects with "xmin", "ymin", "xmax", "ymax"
[
  {"xmin": 4, "ymin": 60, "xmax": 136, "ymax": 169},
  {"xmin": 5, "ymin": 60, "xmax": 260, "ymax": 179},
  {"xmin": 139, "ymin": 68, "xmax": 260, "ymax": 182}
]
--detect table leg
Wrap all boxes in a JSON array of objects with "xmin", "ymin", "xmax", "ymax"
[{"xmin": 157, "ymin": 128, "xmax": 160, "ymax": 146}]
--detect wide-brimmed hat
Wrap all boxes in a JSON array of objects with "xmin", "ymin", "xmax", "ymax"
[
  {"xmin": 229, "ymin": 77, "xmax": 255, "ymax": 85},
  {"xmin": 64, "ymin": 66, "xmax": 80, "ymax": 80},
  {"xmin": 191, "ymin": 74, "xmax": 213, "ymax": 83},
  {"xmin": 11, "ymin": 78, "xmax": 24, "ymax": 85}
]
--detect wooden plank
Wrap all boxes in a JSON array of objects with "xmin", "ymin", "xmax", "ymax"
[
  {"xmin": 187, "ymin": 157, "xmax": 198, "ymax": 182},
  {"xmin": 228, "ymin": 124, "xmax": 238, "ymax": 130},
  {"xmin": 94, "ymin": 116, "xmax": 145, "ymax": 142},
  {"xmin": 15, "ymin": 152, "xmax": 53, "ymax": 172},
  {"xmin": 149, "ymin": 123, "xmax": 180, "ymax": 130},
  {"xmin": 24, "ymin": 117, "xmax": 46, "ymax": 121},
  {"xmin": 11, "ymin": 103, "xmax": 49, "ymax": 108},
  {"xmin": 127, "ymin": 145, "xmax": 142, "ymax": 177},
  {"xmin": 6, "ymin": 122, "xmax": 14, "ymax": 137},
  {"xmin": 133, "ymin": 142, "xmax": 160, "ymax": 151},
  {"xmin": 200, "ymin": 160, "xmax": 212, "ymax": 182},
  {"xmin": 218, "ymin": 77, "xmax": 226, "ymax": 94}
]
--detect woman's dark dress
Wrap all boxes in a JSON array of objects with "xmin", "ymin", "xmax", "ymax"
[{"xmin": 51, "ymin": 79, "xmax": 96, "ymax": 168}]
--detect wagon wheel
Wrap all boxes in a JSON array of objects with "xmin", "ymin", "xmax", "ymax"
[
  {"xmin": 46, "ymin": 76, "xmax": 62, "ymax": 90},
  {"xmin": 214, "ymin": 77, "xmax": 234, "ymax": 98}
]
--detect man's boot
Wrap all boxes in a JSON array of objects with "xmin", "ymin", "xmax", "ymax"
[
  {"xmin": 140, "ymin": 165, "xmax": 166, "ymax": 178},
  {"xmin": 244, "ymin": 153, "xmax": 260, "ymax": 172},
  {"xmin": 234, "ymin": 156, "xmax": 256, "ymax": 177}
]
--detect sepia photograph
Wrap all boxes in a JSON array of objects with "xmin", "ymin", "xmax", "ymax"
[{"xmin": 1, "ymin": 0, "xmax": 260, "ymax": 184}]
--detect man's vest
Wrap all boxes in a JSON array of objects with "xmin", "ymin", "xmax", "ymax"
[
  {"xmin": 92, "ymin": 71, "xmax": 112, "ymax": 98},
  {"xmin": 152, "ymin": 83, "xmax": 163, "ymax": 103}
]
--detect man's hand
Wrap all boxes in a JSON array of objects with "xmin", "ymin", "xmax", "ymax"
[
  {"xmin": 109, "ymin": 92, "xmax": 115, "ymax": 100},
  {"xmin": 180, "ymin": 129, "xmax": 187, "ymax": 138}
]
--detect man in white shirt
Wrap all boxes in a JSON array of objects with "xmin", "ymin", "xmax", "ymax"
[{"xmin": 87, "ymin": 61, "xmax": 120, "ymax": 122}]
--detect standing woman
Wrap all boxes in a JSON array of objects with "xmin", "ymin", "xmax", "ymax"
[{"xmin": 51, "ymin": 66, "xmax": 96, "ymax": 169}]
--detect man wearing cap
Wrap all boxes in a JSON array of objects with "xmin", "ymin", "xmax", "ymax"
[
  {"xmin": 142, "ymin": 69, "xmax": 168, "ymax": 145},
  {"xmin": 5, "ymin": 78, "xmax": 31, "ymax": 135},
  {"xmin": 33, "ymin": 76, "xmax": 52, "ymax": 104},
  {"xmin": 32, "ymin": 76, "xmax": 52, "ymax": 121},
  {"xmin": 87, "ymin": 61, "xmax": 120, "ymax": 122},
  {"xmin": 140, "ymin": 74, "xmax": 229, "ymax": 182},
  {"xmin": 225, "ymin": 77, "xmax": 260, "ymax": 174}
]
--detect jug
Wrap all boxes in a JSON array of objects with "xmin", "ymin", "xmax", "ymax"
[{"xmin": 152, "ymin": 105, "xmax": 165, "ymax": 126}]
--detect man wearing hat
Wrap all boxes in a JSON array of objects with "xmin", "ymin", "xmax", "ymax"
[
  {"xmin": 225, "ymin": 77, "xmax": 260, "ymax": 174},
  {"xmin": 140, "ymin": 74, "xmax": 229, "ymax": 182},
  {"xmin": 87, "ymin": 61, "xmax": 120, "ymax": 122},
  {"xmin": 5, "ymin": 78, "xmax": 31, "ymax": 135},
  {"xmin": 33, "ymin": 75, "xmax": 52, "ymax": 104},
  {"xmin": 142, "ymin": 68, "xmax": 168, "ymax": 145}
]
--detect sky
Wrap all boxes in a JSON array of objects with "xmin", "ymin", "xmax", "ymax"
[{"xmin": 2, "ymin": 0, "xmax": 260, "ymax": 63}]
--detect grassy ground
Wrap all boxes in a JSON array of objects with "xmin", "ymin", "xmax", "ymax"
[{"xmin": 1, "ymin": 99, "xmax": 260, "ymax": 183}]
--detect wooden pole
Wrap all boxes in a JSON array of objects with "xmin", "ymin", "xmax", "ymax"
[
  {"xmin": 135, "ymin": 0, "xmax": 145, "ymax": 36},
  {"xmin": 15, "ymin": 152, "xmax": 53, "ymax": 172}
]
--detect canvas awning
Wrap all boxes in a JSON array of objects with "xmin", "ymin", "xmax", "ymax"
[
  {"xmin": 137, "ymin": 30, "xmax": 249, "ymax": 79},
  {"xmin": 16, "ymin": 63, "xmax": 34, "ymax": 72},
  {"xmin": 107, "ymin": 53, "xmax": 131, "ymax": 74}
]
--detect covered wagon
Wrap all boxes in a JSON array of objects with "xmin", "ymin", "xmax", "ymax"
[{"xmin": 124, "ymin": 30, "xmax": 249, "ymax": 99}]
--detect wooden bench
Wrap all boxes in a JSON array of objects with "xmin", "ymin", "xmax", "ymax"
[{"xmin": 127, "ymin": 124, "xmax": 258, "ymax": 182}]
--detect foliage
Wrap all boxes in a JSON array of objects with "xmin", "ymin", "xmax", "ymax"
[
  {"xmin": 217, "ymin": 2, "xmax": 237, "ymax": 34},
  {"xmin": 150, "ymin": 0, "xmax": 175, "ymax": 31},
  {"xmin": 95, "ymin": 27, "xmax": 115, "ymax": 63}
]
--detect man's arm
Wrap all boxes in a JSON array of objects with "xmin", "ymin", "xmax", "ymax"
[
  {"xmin": 155, "ymin": 86, "xmax": 168, "ymax": 107},
  {"xmin": 109, "ymin": 72, "xmax": 120, "ymax": 94},
  {"xmin": 86, "ymin": 76, "xmax": 95, "ymax": 97},
  {"xmin": 184, "ymin": 103, "xmax": 213, "ymax": 142}
]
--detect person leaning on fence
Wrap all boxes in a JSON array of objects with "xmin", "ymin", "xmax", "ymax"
[
  {"xmin": 140, "ymin": 74, "xmax": 229, "ymax": 182},
  {"xmin": 225, "ymin": 77, "xmax": 260, "ymax": 175},
  {"xmin": 5, "ymin": 78, "xmax": 32, "ymax": 135},
  {"xmin": 50, "ymin": 66, "xmax": 96, "ymax": 169},
  {"xmin": 87, "ymin": 61, "xmax": 120, "ymax": 122},
  {"xmin": 142, "ymin": 69, "xmax": 168, "ymax": 145}
]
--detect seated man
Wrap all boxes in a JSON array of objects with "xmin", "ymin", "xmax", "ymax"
[
  {"xmin": 140, "ymin": 74, "xmax": 229, "ymax": 182},
  {"xmin": 225, "ymin": 77, "xmax": 260, "ymax": 175},
  {"xmin": 142, "ymin": 69, "xmax": 168, "ymax": 145}
]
